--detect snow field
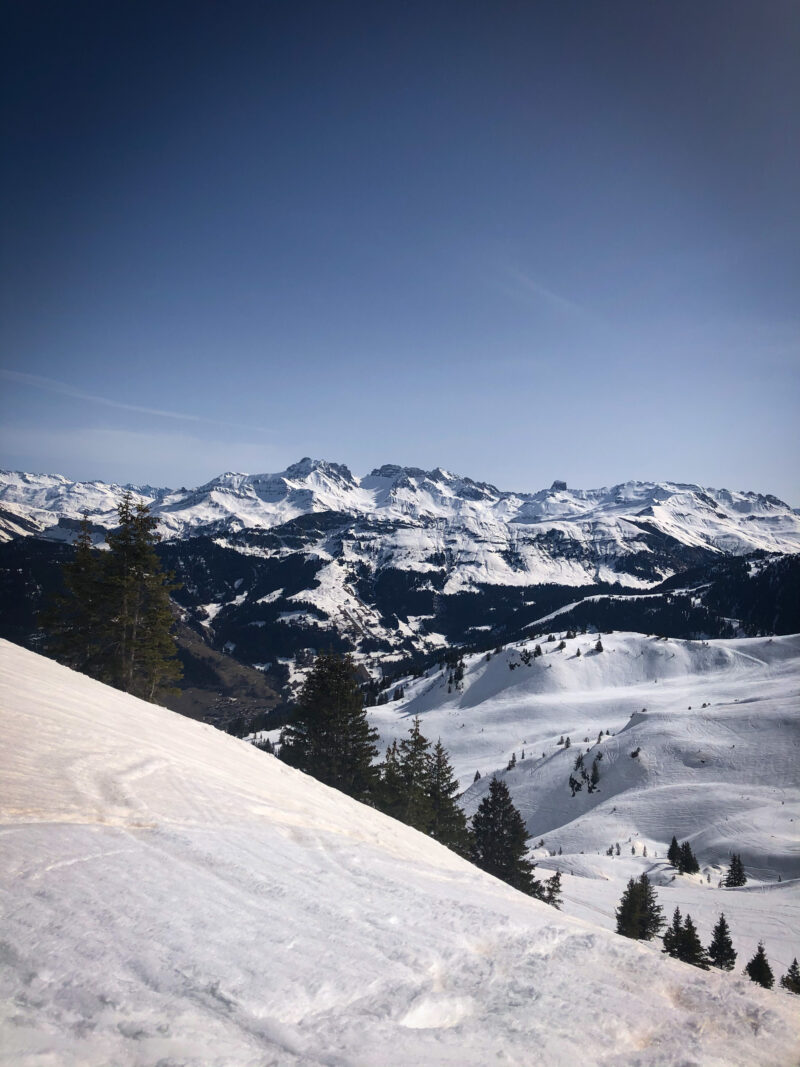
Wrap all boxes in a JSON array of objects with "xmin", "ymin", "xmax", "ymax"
[
  {"xmin": 371, "ymin": 631, "xmax": 800, "ymax": 978},
  {"xmin": 1, "ymin": 639, "xmax": 799, "ymax": 1065}
]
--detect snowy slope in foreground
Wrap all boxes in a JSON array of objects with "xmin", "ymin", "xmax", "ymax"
[{"xmin": 1, "ymin": 643, "xmax": 798, "ymax": 1066}]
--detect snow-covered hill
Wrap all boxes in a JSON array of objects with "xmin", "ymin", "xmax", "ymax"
[
  {"xmin": 1, "ymin": 639, "xmax": 798, "ymax": 1066},
  {"xmin": 370, "ymin": 631, "xmax": 800, "ymax": 976}
]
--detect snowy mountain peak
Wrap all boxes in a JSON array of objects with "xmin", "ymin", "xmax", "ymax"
[{"xmin": 2, "ymin": 466, "xmax": 799, "ymax": 592}]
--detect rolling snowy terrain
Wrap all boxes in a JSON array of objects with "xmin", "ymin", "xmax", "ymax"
[
  {"xmin": 370, "ymin": 631, "xmax": 800, "ymax": 976},
  {"xmin": 1, "ymin": 639, "xmax": 798, "ymax": 1066}
]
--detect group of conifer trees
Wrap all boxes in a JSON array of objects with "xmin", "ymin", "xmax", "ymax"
[
  {"xmin": 666, "ymin": 836, "xmax": 700, "ymax": 874},
  {"xmin": 278, "ymin": 652, "xmax": 561, "ymax": 905},
  {"xmin": 43, "ymin": 495, "xmax": 181, "ymax": 701},
  {"xmin": 379, "ymin": 718, "xmax": 470, "ymax": 855},
  {"xmin": 615, "ymin": 875, "xmax": 798, "ymax": 993}
]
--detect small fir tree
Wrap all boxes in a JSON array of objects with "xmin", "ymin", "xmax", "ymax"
[
  {"xmin": 707, "ymin": 913, "xmax": 737, "ymax": 971},
  {"xmin": 663, "ymin": 907, "xmax": 683, "ymax": 957},
  {"xmin": 667, "ymin": 835, "xmax": 681, "ymax": 867},
  {"xmin": 723, "ymin": 853, "xmax": 747, "ymax": 887},
  {"xmin": 470, "ymin": 778, "xmax": 535, "ymax": 895},
  {"xmin": 677, "ymin": 915, "xmax": 709, "ymax": 969},
  {"xmin": 543, "ymin": 870, "xmax": 562, "ymax": 909},
  {"xmin": 616, "ymin": 878, "xmax": 643, "ymax": 939},
  {"xmin": 780, "ymin": 958, "xmax": 800, "ymax": 994},
  {"xmin": 616, "ymin": 874, "xmax": 663, "ymax": 940},
  {"xmin": 744, "ymin": 942, "xmax": 774, "ymax": 989}
]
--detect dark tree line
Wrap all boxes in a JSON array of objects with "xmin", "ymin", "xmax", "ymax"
[{"xmin": 42, "ymin": 495, "xmax": 181, "ymax": 701}]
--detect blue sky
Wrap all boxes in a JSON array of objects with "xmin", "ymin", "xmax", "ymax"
[{"xmin": 1, "ymin": 1, "xmax": 798, "ymax": 500}]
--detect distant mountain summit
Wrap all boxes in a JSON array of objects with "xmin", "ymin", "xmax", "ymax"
[
  {"xmin": 2, "ymin": 460, "xmax": 797, "ymax": 562},
  {"xmin": 2, "ymin": 461, "xmax": 799, "ymax": 674}
]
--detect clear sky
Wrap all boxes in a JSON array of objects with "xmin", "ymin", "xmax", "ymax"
[{"xmin": 1, "ymin": 1, "xmax": 798, "ymax": 500}]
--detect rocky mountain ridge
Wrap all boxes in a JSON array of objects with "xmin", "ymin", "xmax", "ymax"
[{"xmin": 2, "ymin": 461, "xmax": 799, "ymax": 688}]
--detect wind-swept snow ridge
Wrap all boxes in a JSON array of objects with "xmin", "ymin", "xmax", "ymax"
[{"xmin": 1, "ymin": 640, "xmax": 798, "ymax": 1066}]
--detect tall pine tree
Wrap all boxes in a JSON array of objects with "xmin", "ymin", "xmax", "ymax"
[
  {"xmin": 377, "ymin": 739, "xmax": 406, "ymax": 819},
  {"xmin": 41, "ymin": 513, "xmax": 106, "ymax": 676},
  {"xmin": 663, "ymin": 907, "xmax": 683, "ymax": 957},
  {"xmin": 667, "ymin": 835, "xmax": 680, "ymax": 867},
  {"xmin": 707, "ymin": 913, "xmax": 737, "ymax": 971},
  {"xmin": 396, "ymin": 717, "xmax": 433, "ymax": 832},
  {"xmin": 279, "ymin": 651, "xmax": 379, "ymax": 801},
  {"xmin": 42, "ymin": 497, "xmax": 181, "ymax": 701},
  {"xmin": 427, "ymin": 738, "xmax": 470, "ymax": 855},
  {"xmin": 676, "ymin": 915, "xmax": 708, "ymax": 969},
  {"xmin": 470, "ymin": 778, "xmax": 536, "ymax": 895}
]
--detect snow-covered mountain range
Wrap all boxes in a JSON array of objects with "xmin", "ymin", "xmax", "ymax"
[
  {"xmin": 2, "ymin": 462, "xmax": 799, "ymax": 582},
  {"xmin": 2, "ymin": 638, "xmax": 798, "ymax": 1066},
  {"xmin": 2, "ymin": 461, "xmax": 799, "ymax": 681}
]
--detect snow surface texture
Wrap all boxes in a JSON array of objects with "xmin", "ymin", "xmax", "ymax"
[
  {"xmin": 2, "ymin": 640, "xmax": 798, "ymax": 1066},
  {"xmin": 371, "ymin": 632, "xmax": 800, "ymax": 978},
  {"xmin": 2, "ymin": 464, "xmax": 799, "ymax": 591}
]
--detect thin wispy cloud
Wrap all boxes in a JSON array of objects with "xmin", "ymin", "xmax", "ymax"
[
  {"xmin": 0, "ymin": 370, "xmax": 271, "ymax": 434},
  {"xmin": 506, "ymin": 268, "xmax": 585, "ymax": 316}
]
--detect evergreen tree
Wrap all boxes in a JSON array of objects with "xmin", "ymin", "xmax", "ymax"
[
  {"xmin": 723, "ymin": 853, "xmax": 747, "ymax": 887},
  {"xmin": 543, "ymin": 870, "xmax": 562, "ymax": 909},
  {"xmin": 616, "ymin": 878, "xmax": 643, "ymax": 939},
  {"xmin": 616, "ymin": 874, "xmax": 663, "ymax": 940},
  {"xmin": 744, "ymin": 942, "xmax": 774, "ymax": 989},
  {"xmin": 678, "ymin": 840, "xmax": 699, "ymax": 874},
  {"xmin": 41, "ymin": 513, "xmax": 106, "ymax": 676},
  {"xmin": 427, "ymin": 738, "xmax": 470, "ymax": 855},
  {"xmin": 43, "ymin": 497, "xmax": 181, "ymax": 701},
  {"xmin": 780, "ymin": 958, "xmax": 800, "ymax": 995},
  {"xmin": 279, "ymin": 651, "xmax": 379, "ymax": 801},
  {"xmin": 677, "ymin": 915, "xmax": 708, "ymax": 969},
  {"xmin": 470, "ymin": 778, "xmax": 536, "ymax": 894},
  {"xmin": 663, "ymin": 907, "xmax": 683, "ymax": 957},
  {"xmin": 473, "ymin": 769, "xmax": 482, "ymax": 782},
  {"xmin": 707, "ymin": 913, "xmax": 736, "ymax": 971},
  {"xmin": 396, "ymin": 717, "xmax": 433, "ymax": 832},
  {"xmin": 667, "ymin": 835, "xmax": 681, "ymax": 867},
  {"xmin": 377, "ymin": 739, "xmax": 405, "ymax": 819},
  {"xmin": 590, "ymin": 758, "xmax": 600, "ymax": 790}
]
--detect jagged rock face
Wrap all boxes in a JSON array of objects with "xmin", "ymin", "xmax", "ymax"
[{"xmin": 1, "ymin": 461, "xmax": 799, "ymax": 670}]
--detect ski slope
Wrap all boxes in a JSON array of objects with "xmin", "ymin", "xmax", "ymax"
[
  {"xmin": 371, "ymin": 631, "xmax": 800, "ymax": 980},
  {"xmin": 1, "ymin": 639, "xmax": 798, "ymax": 1066}
]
